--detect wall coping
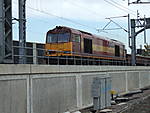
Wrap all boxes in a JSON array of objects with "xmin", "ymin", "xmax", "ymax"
[{"xmin": 0, "ymin": 64, "xmax": 150, "ymax": 75}]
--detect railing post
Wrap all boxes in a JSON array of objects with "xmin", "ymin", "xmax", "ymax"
[{"xmin": 19, "ymin": 0, "xmax": 26, "ymax": 64}]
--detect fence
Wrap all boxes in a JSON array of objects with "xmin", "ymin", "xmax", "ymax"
[{"xmin": 12, "ymin": 40, "xmax": 150, "ymax": 66}]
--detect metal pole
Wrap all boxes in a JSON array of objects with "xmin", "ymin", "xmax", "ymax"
[
  {"xmin": 128, "ymin": 14, "xmax": 131, "ymax": 48},
  {"xmin": 0, "ymin": 0, "xmax": 5, "ymax": 63},
  {"xmin": 33, "ymin": 43, "xmax": 37, "ymax": 64},
  {"xmin": 128, "ymin": 0, "xmax": 130, "ymax": 5},
  {"xmin": 137, "ymin": 10, "xmax": 139, "ymax": 27},
  {"xmin": 144, "ymin": 15, "xmax": 147, "ymax": 43},
  {"xmin": 131, "ymin": 19, "xmax": 136, "ymax": 66},
  {"xmin": 19, "ymin": 0, "xmax": 26, "ymax": 64}
]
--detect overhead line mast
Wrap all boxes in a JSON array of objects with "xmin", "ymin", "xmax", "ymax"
[
  {"xmin": 0, "ymin": 0, "xmax": 27, "ymax": 64},
  {"xmin": 0, "ymin": 0, "xmax": 13, "ymax": 63},
  {"xmin": 127, "ymin": 0, "xmax": 150, "ymax": 65}
]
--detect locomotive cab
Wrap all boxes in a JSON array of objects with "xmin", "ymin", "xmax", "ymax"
[
  {"xmin": 45, "ymin": 29, "xmax": 72, "ymax": 56},
  {"xmin": 45, "ymin": 26, "xmax": 84, "ymax": 57}
]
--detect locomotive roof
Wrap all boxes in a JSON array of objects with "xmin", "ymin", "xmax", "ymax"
[{"xmin": 50, "ymin": 26, "xmax": 124, "ymax": 45}]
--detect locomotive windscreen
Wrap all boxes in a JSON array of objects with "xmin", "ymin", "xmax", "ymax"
[{"xmin": 46, "ymin": 33, "xmax": 70, "ymax": 43}]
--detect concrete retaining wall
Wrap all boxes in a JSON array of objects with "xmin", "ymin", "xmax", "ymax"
[{"xmin": 0, "ymin": 64, "xmax": 150, "ymax": 113}]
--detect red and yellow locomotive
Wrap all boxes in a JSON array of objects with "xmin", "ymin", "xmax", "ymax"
[{"xmin": 45, "ymin": 26, "xmax": 126, "ymax": 62}]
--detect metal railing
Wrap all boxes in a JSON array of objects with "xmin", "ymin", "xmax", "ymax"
[{"xmin": 12, "ymin": 45, "xmax": 150, "ymax": 66}]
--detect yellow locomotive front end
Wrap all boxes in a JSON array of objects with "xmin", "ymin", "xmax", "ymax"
[
  {"xmin": 45, "ymin": 42, "xmax": 73, "ymax": 56},
  {"xmin": 45, "ymin": 28, "xmax": 73, "ymax": 56}
]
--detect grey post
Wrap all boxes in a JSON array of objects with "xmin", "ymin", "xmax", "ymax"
[
  {"xmin": 19, "ymin": 0, "xmax": 26, "ymax": 64},
  {"xmin": 131, "ymin": 19, "xmax": 136, "ymax": 66},
  {"xmin": 0, "ymin": 0, "xmax": 5, "ymax": 63},
  {"xmin": 33, "ymin": 43, "xmax": 37, "ymax": 64},
  {"xmin": 144, "ymin": 15, "xmax": 146, "ymax": 43},
  {"xmin": 128, "ymin": 14, "xmax": 131, "ymax": 48}
]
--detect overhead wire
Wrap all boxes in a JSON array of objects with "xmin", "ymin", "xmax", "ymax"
[
  {"xmin": 12, "ymin": 0, "xmax": 128, "ymax": 40},
  {"xmin": 64, "ymin": 0, "xmax": 133, "ymax": 37},
  {"xmin": 12, "ymin": 1, "xmax": 47, "ymax": 41},
  {"xmin": 109, "ymin": 0, "xmax": 144, "ymax": 19},
  {"xmin": 27, "ymin": 0, "xmax": 99, "ymax": 30},
  {"xmin": 103, "ymin": 0, "xmax": 136, "ymax": 16},
  {"xmin": 64, "ymin": 0, "xmax": 104, "ymax": 20},
  {"xmin": 13, "ymin": 1, "xmax": 98, "ymax": 31},
  {"xmin": 29, "ymin": 0, "xmax": 126, "ymax": 39},
  {"xmin": 63, "ymin": 0, "xmax": 128, "ymax": 38},
  {"xmin": 65, "ymin": 0, "xmax": 135, "ymax": 20},
  {"xmin": 109, "ymin": 0, "xmax": 136, "ymax": 13},
  {"xmin": 27, "ymin": 6, "xmax": 98, "ymax": 30},
  {"xmin": 12, "ymin": 0, "xmax": 104, "ymax": 38},
  {"xmin": 12, "ymin": 1, "xmax": 47, "ymax": 34}
]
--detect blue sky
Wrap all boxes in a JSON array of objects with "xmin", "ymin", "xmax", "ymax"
[{"xmin": 12, "ymin": 0, "xmax": 150, "ymax": 53}]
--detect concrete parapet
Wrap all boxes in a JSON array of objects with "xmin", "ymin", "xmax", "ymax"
[
  {"xmin": 1, "ymin": 64, "xmax": 150, "ymax": 74},
  {"xmin": 0, "ymin": 64, "xmax": 30, "ymax": 75}
]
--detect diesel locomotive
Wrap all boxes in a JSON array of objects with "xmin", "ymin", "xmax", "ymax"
[{"xmin": 45, "ymin": 26, "xmax": 126, "ymax": 63}]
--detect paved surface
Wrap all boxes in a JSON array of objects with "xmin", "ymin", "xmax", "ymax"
[
  {"xmin": 112, "ymin": 88, "xmax": 150, "ymax": 113},
  {"xmin": 81, "ymin": 87, "xmax": 150, "ymax": 113},
  {"xmin": 122, "ymin": 96, "xmax": 150, "ymax": 113}
]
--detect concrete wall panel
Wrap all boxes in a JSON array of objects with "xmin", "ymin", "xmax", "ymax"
[
  {"xmin": 32, "ymin": 75, "xmax": 77, "ymax": 113},
  {"xmin": 139, "ymin": 72, "xmax": 150, "ymax": 88},
  {"xmin": 127, "ymin": 72, "xmax": 140, "ymax": 91},
  {"xmin": 0, "ymin": 79, "xmax": 27, "ymax": 113},
  {"xmin": 109, "ymin": 72, "xmax": 126, "ymax": 93}
]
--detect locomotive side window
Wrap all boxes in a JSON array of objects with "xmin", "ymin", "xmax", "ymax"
[
  {"xmin": 84, "ymin": 38, "xmax": 92, "ymax": 54},
  {"xmin": 72, "ymin": 34, "xmax": 80, "ymax": 42},
  {"xmin": 115, "ymin": 45, "xmax": 120, "ymax": 57}
]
